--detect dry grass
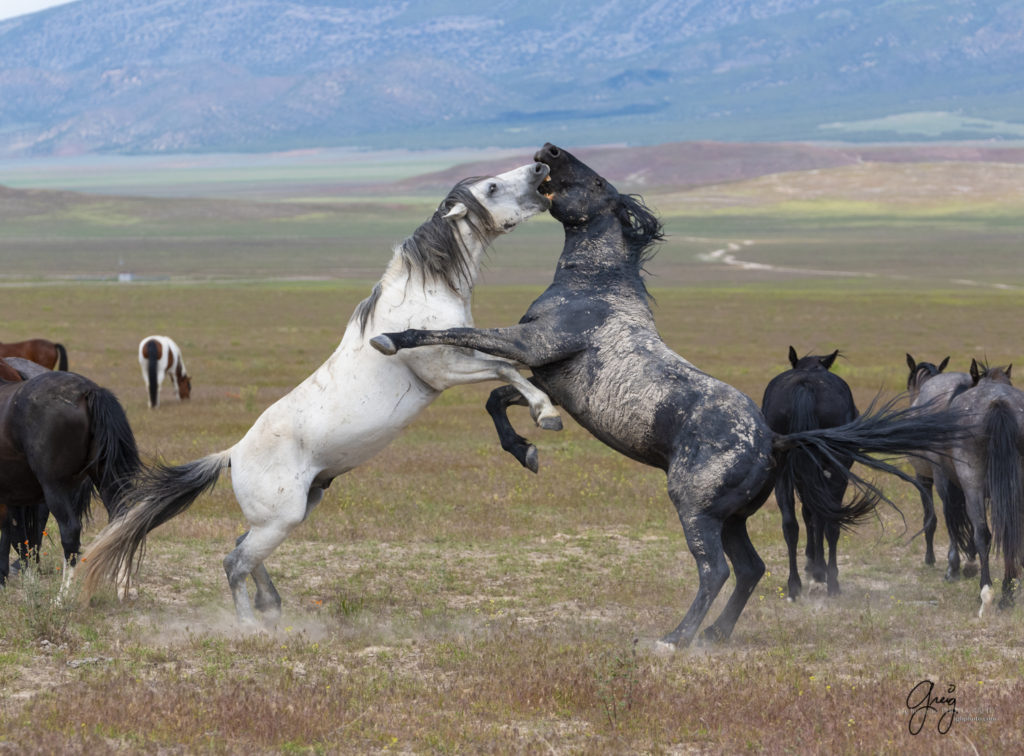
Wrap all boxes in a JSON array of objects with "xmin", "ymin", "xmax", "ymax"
[{"xmin": 1, "ymin": 272, "xmax": 1023, "ymax": 753}]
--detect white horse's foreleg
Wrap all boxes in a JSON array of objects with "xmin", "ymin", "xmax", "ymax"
[{"xmin": 403, "ymin": 349, "xmax": 561, "ymax": 430}]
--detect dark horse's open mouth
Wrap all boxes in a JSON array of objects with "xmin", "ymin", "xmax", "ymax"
[{"xmin": 535, "ymin": 143, "xmax": 563, "ymax": 200}]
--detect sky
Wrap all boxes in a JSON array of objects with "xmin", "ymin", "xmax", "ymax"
[{"xmin": 0, "ymin": 0, "xmax": 78, "ymax": 21}]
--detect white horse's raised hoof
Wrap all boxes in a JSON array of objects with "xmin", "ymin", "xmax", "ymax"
[{"xmin": 369, "ymin": 335, "xmax": 397, "ymax": 355}]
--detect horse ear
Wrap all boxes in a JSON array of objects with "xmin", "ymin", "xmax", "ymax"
[
  {"xmin": 970, "ymin": 359, "xmax": 981, "ymax": 384},
  {"xmin": 788, "ymin": 346, "xmax": 798, "ymax": 368},
  {"xmin": 938, "ymin": 356, "xmax": 950, "ymax": 373},
  {"xmin": 906, "ymin": 353, "xmax": 917, "ymax": 372},
  {"xmin": 1007, "ymin": 364, "xmax": 1013, "ymax": 379},
  {"xmin": 443, "ymin": 202, "xmax": 468, "ymax": 220},
  {"xmin": 821, "ymin": 350, "xmax": 839, "ymax": 370}
]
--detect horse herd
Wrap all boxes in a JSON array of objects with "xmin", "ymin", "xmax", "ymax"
[{"xmin": 2, "ymin": 144, "xmax": 1021, "ymax": 647}]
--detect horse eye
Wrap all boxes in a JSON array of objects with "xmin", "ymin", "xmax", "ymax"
[
  {"xmin": 595, "ymin": 178, "xmax": 605, "ymax": 188},
  {"xmin": 487, "ymin": 183, "xmax": 498, "ymax": 195}
]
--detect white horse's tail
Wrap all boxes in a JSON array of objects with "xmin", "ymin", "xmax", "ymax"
[{"xmin": 81, "ymin": 449, "xmax": 232, "ymax": 598}]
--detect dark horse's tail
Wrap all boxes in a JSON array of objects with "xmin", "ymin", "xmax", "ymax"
[
  {"xmin": 84, "ymin": 386, "xmax": 143, "ymax": 519},
  {"xmin": 55, "ymin": 343, "xmax": 68, "ymax": 371},
  {"xmin": 81, "ymin": 450, "xmax": 230, "ymax": 598},
  {"xmin": 772, "ymin": 396, "xmax": 964, "ymax": 529},
  {"xmin": 775, "ymin": 384, "xmax": 875, "ymax": 530},
  {"xmin": 144, "ymin": 339, "xmax": 159, "ymax": 408},
  {"xmin": 984, "ymin": 400, "xmax": 1024, "ymax": 567}
]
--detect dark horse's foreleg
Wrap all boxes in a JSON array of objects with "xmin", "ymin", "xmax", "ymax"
[{"xmin": 486, "ymin": 383, "xmax": 555, "ymax": 473}]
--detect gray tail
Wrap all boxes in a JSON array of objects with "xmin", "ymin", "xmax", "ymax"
[
  {"xmin": 55, "ymin": 343, "xmax": 68, "ymax": 371},
  {"xmin": 81, "ymin": 450, "xmax": 229, "ymax": 598},
  {"xmin": 984, "ymin": 400, "xmax": 1024, "ymax": 566},
  {"xmin": 773, "ymin": 394, "xmax": 967, "ymax": 529}
]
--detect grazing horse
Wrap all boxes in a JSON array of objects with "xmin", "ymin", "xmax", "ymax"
[
  {"xmin": 0, "ymin": 338, "xmax": 68, "ymax": 371},
  {"xmin": 905, "ymin": 354, "xmax": 975, "ymax": 579},
  {"xmin": 81, "ymin": 164, "xmax": 560, "ymax": 626},
  {"xmin": 761, "ymin": 347, "xmax": 862, "ymax": 600},
  {"xmin": 949, "ymin": 360, "xmax": 1024, "ymax": 616},
  {"xmin": 138, "ymin": 335, "xmax": 192, "ymax": 408},
  {"xmin": 0, "ymin": 369, "xmax": 141, "ymax": 587},
  {"xmin": 371, "ymin": 143, "xmax": 965, "ymax": 647}
]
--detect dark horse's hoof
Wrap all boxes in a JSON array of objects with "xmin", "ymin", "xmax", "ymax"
[
  {"xmin": 700, "ymin": 625, "xmax": 728, "ymax": 645},
  {"xmin": 522, "ymin": 445, "xmax": 539, "ymax": 474},
  {"xmin": 369, "ymin": 335, "xmax": 397, "ymax": 355}
]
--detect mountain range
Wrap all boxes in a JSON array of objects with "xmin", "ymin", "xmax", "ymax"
[{"xmin": 1, "ymin": 0, "xmax": 1022, "ymax": 157}]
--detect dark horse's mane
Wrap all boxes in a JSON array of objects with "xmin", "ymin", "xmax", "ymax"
[
  {"xmin": 616, "ymin": 192, "xmax": 665, "ymax": 300},
  {"xmin": 352, "ymin": 178, "xmax": 500, "ymax": 336}
]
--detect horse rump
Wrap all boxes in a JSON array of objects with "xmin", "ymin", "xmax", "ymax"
[{"xmin": 983, "ymin": 399, "xmax": 1024, "ymax": 567}]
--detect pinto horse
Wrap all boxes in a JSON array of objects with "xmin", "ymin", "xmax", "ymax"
[
  {"xmin": 81, "ymin": 163, "xmax": 560, "ymax": 626},
  {"xmin": 0, "ymin": 339, "xmax": 68, "ymax": 371},
  {"xmin": 948, "ymin": 360, "xmax": 1024, "ymax": 616},
  {"xmin": 762, "ymin": 347, "xmax": 865, "ymax": 600},
  {"xmin": 0, "ymin": 368, "xmax": 141, "ymax": 588},
  {"xmin": 139, "ymin": 335, "xmax": 191, "ymax": 408},
  {"xmin": 371, "ymin": 143, "xmax": 966, "ymax": 647},
  {"xmin": 905, "ymin": 354, "xmax": 975, "ymax": 579}
]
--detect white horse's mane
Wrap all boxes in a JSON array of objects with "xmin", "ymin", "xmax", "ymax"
[{"xmin": 350, "ymin": 178, "xmax": 498, "ymax": 336}]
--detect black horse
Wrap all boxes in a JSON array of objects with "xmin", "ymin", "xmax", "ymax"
[
  {"xmin": 371, "ymin": 143, "xmax": 963, "ymax": 647},
  {"xmin": 0, "ymin": 365, "xmax": 141, "ymax": 587},
  {"xmin": 762, "ymin": 347, "xmax": 864, "ymax": 600},
  {"xmin": 905, "ymin": 354, "xmax": 976, "ymax": 579}
]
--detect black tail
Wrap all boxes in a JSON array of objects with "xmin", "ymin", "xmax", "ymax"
[
  {"xmin": 772, "ymin": 394, "xmax": 965, "ymax": 529},
  {"xmin": 80, "ymin": 451, "xmax": 229, "ymax": 598},
  {"xmin": 84, "ymin": 386, "xmax": 143, "ymax": 520},
  {"xmin": 984, "ymin": 400, "xmax": 1024, "ymax": 566},
  {"xmin": 939, "ymin": 480, "xmax": 975, "ymax": 558},
  {"xmin": 145, "ymin": 340, "xmax": 159, "ymax": 408},
  {"xmin": 54, "ymin": 343, "xmax": 68, "ymax": 371},
  {"xmin": 775, "ymin": 384, "xmax": 876, "ymax": 530}
]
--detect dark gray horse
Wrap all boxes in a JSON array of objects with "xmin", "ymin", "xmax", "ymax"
[
  {"xmin": 371, "ymin": 143, "xmax": 964, "ymax": 647},
  {"xmin": 949, "ymin": 360, "xmax": 1024, "ymax": 616},
  {"xmin": 905, "ymin": 354, "xmax": 976, "ymax": 579},
  {"xmin": 762, "ymin": 347, "xmax": 863, "ymax": 600}
]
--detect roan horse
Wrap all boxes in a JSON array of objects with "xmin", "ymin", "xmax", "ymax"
[
  {"xmin": 371, "ymin": 143, "xmax": 965, "ymax": 647},
  {"xmin": 905, "ymin": 354, "xmax": 975, "ymax": 579},
  {"xmin": 0, "ymin": 361, "xmax": 141, "ymax": 588},
  {"xmin": 81, "ymin": 164, "xmax": 560, "ymax": 626},
  {"xmin": 0, "ymin": 338, "xmax": 68, "ymax": 371},
  {"xmin": 761, "ymin": 347, "xmax": 864, "ymax": 600},
  {"xmin": 138, "ymin": 335, "xmax": 192, "ymax": 408},
  {"xmin": 948, "ymin": 360, "xmax": 1024, "ymax": 616}
]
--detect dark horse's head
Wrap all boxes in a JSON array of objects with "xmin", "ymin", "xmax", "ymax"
[
  {"xmin": 970, "ymin": 359, "xmax": 1013, "ymax": 386},
  {"xmin": 534, "ymin": 143, "xmax": 663, "ymax": 266}
]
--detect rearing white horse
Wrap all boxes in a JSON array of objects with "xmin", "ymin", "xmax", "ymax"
[
  {"xmin": 82, "ymin": 163, "xmax": 559, "ymax": 626},
  {"xmin": 138, "ymin": 335, "xmax": 192, "ymax": 408}
]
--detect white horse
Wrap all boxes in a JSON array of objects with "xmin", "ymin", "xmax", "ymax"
[
  {"xmin": 82, "ymin": 163, "xmax": 559, "ymax": 626},
  {"xmin": 138, "ymin": 335, "xmax": 192, "ymax": 408}
]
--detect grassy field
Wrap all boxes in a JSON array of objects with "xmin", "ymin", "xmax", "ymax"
[{"xmin": 1, "ymin": 154, "xmax": 1024, "ymax": 753}]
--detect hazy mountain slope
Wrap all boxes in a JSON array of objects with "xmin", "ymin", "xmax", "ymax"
[{"xmin": 1, "ymin": 0, "xmax": 1022, "ymax": 156}]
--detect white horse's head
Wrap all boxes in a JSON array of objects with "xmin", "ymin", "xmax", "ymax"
[{"xmin": 443, "ymin": 162, "xmax": 551, "ymax": 233}]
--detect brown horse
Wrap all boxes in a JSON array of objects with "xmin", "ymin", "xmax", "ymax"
[{"xmin": 0, "ymin": 339, "xmax": 68, "ymax": 371}]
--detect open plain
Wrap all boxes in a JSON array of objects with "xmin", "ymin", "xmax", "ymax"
[{"xmin": 1, "ymin": 144, "xmax": 1023, "ymax": 753}]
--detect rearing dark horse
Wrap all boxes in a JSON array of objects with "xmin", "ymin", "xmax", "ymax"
[{"xmin": 371, "ymin": 143, "xmax": 962, "ymax": 647}]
